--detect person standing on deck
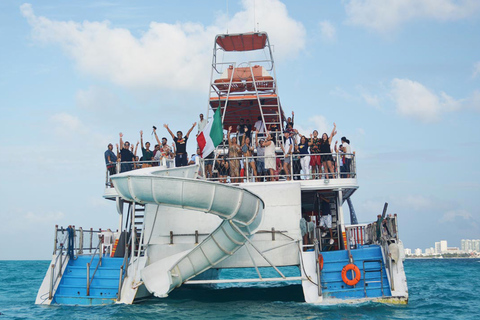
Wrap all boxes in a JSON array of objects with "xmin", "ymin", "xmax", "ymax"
[
  {"xmin": 197, "ymin": 113, "xmax": 207, "ymax": 134},
  {"xmin": 263, "ymin": 131, "xmax": 276, "ymax": 181},
  {"xmin": 308, "ymin": 130, "xmax": 322, "ymax": 179},
  {"xmin": 139, "ymin": 130, "xmax": 153, "ymax": 167},
  {"xmin": 320, "ymin": 123, "xmax": 337, "ymax": 179},
  {"xmin": 281, "ymin": 131, "xmax": 294, "ymax": 180},
  {"xmin": 164, "ymin": 122, "xmax": 196, "ymax": 167},
  {"xmin": 119, "ymin": 133, "xmax": 134, "ymax": 172},
  {"xmin": 104, "ymin": 143, "xmax": 117, "ymax": 186}
]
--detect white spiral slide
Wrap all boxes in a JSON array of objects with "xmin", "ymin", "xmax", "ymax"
[{"xmin": 111, "ymin": 166, "xmax": 264, "ymax": 297}]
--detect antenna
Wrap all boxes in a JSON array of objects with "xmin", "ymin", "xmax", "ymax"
[
  {"xmin": 253, "ymin": 0, "xmax": 256, "ymax": 32},
  {"xmin": 226, "ymin": 0, "xmax": 229, "ymax": 33}
]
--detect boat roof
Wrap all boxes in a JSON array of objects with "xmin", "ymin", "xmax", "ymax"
[
  {"xmin": 209, "ymin": 95, "xmax": 285, "ymax": 130},
  {"xmin": 215, "ymin": 32, "xmax": 268, "ymax": 52}
]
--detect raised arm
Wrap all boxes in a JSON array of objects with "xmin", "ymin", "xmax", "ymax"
[
  {"xmin": 153, "ymin": 128, "xmax": 161, "ymax": 146},
  {"xmin": 291, "ymin": 111, "xmax": 295, "ymax": 124},
  {"xmin": 119, "ymin": 132, "xmax": 124, "ymax": 149},
  {"xmin": 134, "ymin": 141, "xmax": 139, "ymax": 156},
  {"xmin": 308, "ymin": 133, "xmax": 313, "ymax": 146},
  {"xmin": 185, "ymin": 122, "xmax": 197, "ymax": 139},
  {"xmin": 140, "ymin": 130, "xmax": 144, "ymax": 149},
  {"xmin": 164, "ymin": 124, "xmax": 175, "ymax": 139},
  {"xmin": 171, "ymin": 142, "xmax": 176, "ymax": 154},
  {"xmin": 255, "ymin": 128, "xmax": 259, "ymax": 147},
  {"xmin": 329, "ymin": 123, "xmax": 336, "ymax": 143}
]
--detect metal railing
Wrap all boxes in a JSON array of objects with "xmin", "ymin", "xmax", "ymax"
[
  {"xmin": 199, "ymin": 152, "xmax": 356, "ymax": 183},
  {"xmin": 86, "ymin": 240, "xmax": 103, "ymax": 296},
  {"xmin": 105, "ymin": 159, "xmax": 176, "ymax": 187},
  {"xmin": 345, "ymin": 224, "xmax": 368, "ymax": 248},
  {"xmin": 53, "ymin": 225, "xmax": 103, "ymax": 256}
]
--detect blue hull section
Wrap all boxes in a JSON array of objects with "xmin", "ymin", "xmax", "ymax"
[
  {"xmin": 53, "ymin": 255, "xmax": 123, "ymax": 305},
  {"xmin": 321, "ymin": 245, "xmax": 391, "ymax": 299}
]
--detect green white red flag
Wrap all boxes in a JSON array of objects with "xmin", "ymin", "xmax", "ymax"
[{"xmin": 196, "ymin": 107, "xmax": 223, "ymax": 158}]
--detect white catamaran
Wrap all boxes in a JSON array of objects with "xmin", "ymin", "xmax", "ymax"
[{"xmin": 36, "ymin": 31, "xmax": 408, "ymax": 305}]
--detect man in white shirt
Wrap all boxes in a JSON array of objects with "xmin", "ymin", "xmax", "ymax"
[
  {"xmin": 281, "ymin": 131, "xmax": 294, "ymax": 180},
  {"xmin": 254, "ymin": 116, "xmax": 265, "ymax": 135},
  {"xmin": 341, "ymin": 137, "xmax": 352, "ymax": 177},
  {"xmin": 197, "ymin": 113, "xmax": 207, "ymax": 133}
]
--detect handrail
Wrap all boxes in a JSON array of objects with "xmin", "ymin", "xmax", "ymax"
[
  {"xmin": 48, "ymin": 243, "xmax": 69, "ymax": 300},
  {"xmin": 117, "ymin": 231, "xmax": 133, "ymax": 301},
  {"xmin": 86, "ymin": 240, "xmax": 103, "ymax": 296},
  {"xmin": 199, "ymin": 152, "xmax": 356, "ymax": 183}
]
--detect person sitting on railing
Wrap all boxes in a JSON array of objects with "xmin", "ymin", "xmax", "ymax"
[
  {"xmin": 119, "ymin": 133, "xmax": 134, "ymax": 172},
  {"xmin": 139, "ymin": 130, "xmax": 154, "ymax": 168},
  {"xmin": 164, "ymin": 122, "xmax": 196, "ymax": 167},
  {"xmin": 215, "ymin": 155, "xmax": 229, "ymax": 183},
  {"xmin": 320, "ymin": 123, "xmax": 337, "ymax": 179},
  {"xmin": 227, "ymin": 126, "xmax": 241, "ymax": 183},
  {"xmin": 319, "ymin": 195, "xmax": 335, "ymax": 245},
  {"xmin": 308, "ymin": 130, "xmax": 322, "ymax": 179},
  {"xmin": 241, "ymin": 136, "xmax": 257, "ymax": 181},
  {"xmin": 255, "ymin": 129, "xmax": 266, "ymax": 182},
  {"xmin": 280, "ymin": 131, "xmax": 294, "ymax": 181},
  {"xmin": 296, "ymin": 133, "xmax": 310, "ymax": 180},
  {"xmin": 104, "ymin": 143, "xmax": 117, "ymax": 187},
  {"xmin": 341, "ymin": 136, "xmax": 352, "ymax": 178},
  {"xmin": 197, "ymin": 113, "xmax": 207, "ymax": 134},
  {"xmin": 263, "ymin": 131, "xmax": 276, "ymax": 181}
]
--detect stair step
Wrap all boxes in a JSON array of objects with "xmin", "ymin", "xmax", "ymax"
[{"xmin": 53, "ymin": 294, "xmax": 117, "ymax": 306}]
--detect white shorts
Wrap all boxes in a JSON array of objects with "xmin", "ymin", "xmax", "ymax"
[{"xmin": 320, "ymin": 214, "xmax": 332, "ymax": 229}]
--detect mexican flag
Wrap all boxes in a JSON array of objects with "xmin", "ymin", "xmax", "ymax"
[{"xmin": 196, "ymin": 107, "xmax": 223, "ymax": 158}]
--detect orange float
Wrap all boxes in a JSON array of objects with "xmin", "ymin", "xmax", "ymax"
[{"xmin": 341, "ymin": 263, "xmax": 361, "ymax": 286}]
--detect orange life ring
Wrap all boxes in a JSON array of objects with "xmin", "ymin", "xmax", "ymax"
[
  {"xmin": 318, "ymin": 254, "xmax": 324, "ymax": 270},
  {"xmin": 341, "ymin": 263, "xmax": 361, "ymax": 286}
]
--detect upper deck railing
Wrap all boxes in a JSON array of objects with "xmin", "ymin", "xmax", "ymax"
[{"xmin": 105, "ymin": 152, "xmax": 356, "ymax": 187}]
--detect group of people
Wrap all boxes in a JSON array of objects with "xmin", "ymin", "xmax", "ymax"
[
  {"xmin": 104, "ymin": 122, "xmax": 200, "ymax": 186},
  {"xmin": 104, "ymin": 111, "xmax": 354, "ymax": 185},
  {"xmin": 204, "ymin": 118, "xmax": 353, "ymax": 183}
]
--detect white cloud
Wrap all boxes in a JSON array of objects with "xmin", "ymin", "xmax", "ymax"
[
  {"xmin": 390, "ymin": 78, "xmax": 461, "ymax": 122},
  {"xmin": 50, "ymin": 112, "xmax": 108, "ymax": 148},
  {"xmin": 440, "ymin": 209, "xmax": 473, "ymax": 223},
  {"xmin": 473, "ymin": 61, "xmax": 480, "ymax": 79},
  {"xmin": 20, "ymin": 1, "xmax": 305, "ymax": 92},
  {"xmin": 76, "ymin": 86, "xmax": 123, "ymax": 112},
  {"xmin": 344, "ymin": 0, "xmax": 480, "ymax": 33},
  {"xmin": 319, "ymin": 20, "xmax": 336, "ymax": 41},
  {"xmin": 26, "ymin": 211, "xmax": 65, "ymax": 224}
]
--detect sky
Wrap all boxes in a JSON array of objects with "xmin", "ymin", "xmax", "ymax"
[{"xmin": 1, "ymin": 0, "xmax": 479, "ymax": 260}]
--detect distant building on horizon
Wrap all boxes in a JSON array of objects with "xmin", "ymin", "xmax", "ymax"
[
  {"xmin": 404, "ymin": 248, "xmax": 412, "ymax": 256},
  {"xmin": 415, "ymin": 248, "xmax": 422, "ymax": 256},
  {"xmin": 461, "ymin": 239, "xmax": 480, "ymax": 252},
  {"xmin": 435, "ymin": 240, "xmax": 448, "ymax": 254}
]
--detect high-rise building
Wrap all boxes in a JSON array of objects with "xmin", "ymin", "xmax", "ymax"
[
  {"xmin": 415, "ymin": 248, "xmax": 422, "ymax": 256},
  {"xmin": 404, "ymin": 248, "xmax": 412, "ymax": 255},
  {"xmin": 440, "ymin": 240, "xmax": 448, "ymax": 253},
  {"xmin": 435, "ymin": 242, "xmax": 441, "ymax": 254}
]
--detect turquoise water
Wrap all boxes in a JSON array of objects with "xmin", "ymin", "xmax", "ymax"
[{"xmin": 1, "ymin": 259, "xmax": 479, "ymax": 319}]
